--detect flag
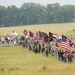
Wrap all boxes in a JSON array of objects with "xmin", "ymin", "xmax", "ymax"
[
  {"xmin": 29, "ymin": 31, "xmax": 34, "ymax": 37},
  {"xmin": 36, "ymin": 31, "xmax": 42, "ymax": 40},
  {"xmin": 56, "ymin": 38, "xmax": 61, "ymax": 47},
  {"xmin": 39, "ymin": 31, "xmax": 43, "ymax": 38},
  {"xmin": 42, "ymin": 32, "xmax": 48, "ymax": 43},
  {"xmin": 23, "ymin": 29, "xmax": 28, "ymax": 35},
  {"xmin": 49, "ymin": 32, "xmax": 57, "ymax": 39},
  {"xmin": 12, "ymin": 31, "xmax": 18, "ymax": 36},
  {"xmin": 61, "ymin": 35, "xmax": 73, "ymax": 51}
]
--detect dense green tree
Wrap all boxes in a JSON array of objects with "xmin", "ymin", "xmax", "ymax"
[
  {"xmin": 0, "ymin": 3, "xmax": 75, "ymax": 27},
  {"xmin": 20, "ymin": 3, "xmax": 47, "ymax": 25},
  {"xmin": 0, "ymin": 6, "xmax": 7, "ymax": 27}
]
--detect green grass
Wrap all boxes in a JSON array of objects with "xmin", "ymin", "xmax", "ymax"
[{"xmin": 0, "ymin": 46, "xmax": 75, "ymax": 75}]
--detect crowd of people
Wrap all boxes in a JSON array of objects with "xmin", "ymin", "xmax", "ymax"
[
  {"xmin": 19, "ymin": 35, "xmax": 75, "ymax": 63},
  {"xmin": 0, "ymin": 35, "xmax": 18, "ymax": 46},
  {"xmin": 0, "ymin": 35, "xmax": 75, "ymax": 63},
  {"xmin": 58, "ymin": 50, "xmax": 75, "ymax": 63}
]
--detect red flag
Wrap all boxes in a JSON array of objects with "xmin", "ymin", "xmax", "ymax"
[
  {"xmin": 61, "ymin": 35, "xmax": 73, "ymax": 51},
  {"xmin": 29, "ymin": 31, "xmax": 34, "ymax": 37},
  {"xmin": 23, "ymin": 29, "xmax": 28, "ymax": 35},
  {"xmin": 36, "ymin": 31, "xmax": 42, "ymax": 40},
  {"xmin": 42, "ymin": 32, "xmax": 48, "ymax": 43}
]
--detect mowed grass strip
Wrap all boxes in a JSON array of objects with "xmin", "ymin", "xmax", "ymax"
[{"xmin": 0, "ymin": 22, "xmax": 75, "ymax": 35}]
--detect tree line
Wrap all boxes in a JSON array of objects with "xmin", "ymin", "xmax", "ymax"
[{"xmin": 0, "ymin": 3, "xmax": 75, "ymax": 27}]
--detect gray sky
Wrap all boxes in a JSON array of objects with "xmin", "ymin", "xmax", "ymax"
[{"xmin": 0, "ymin": 0, "xmax": 75, "ymax": 7}]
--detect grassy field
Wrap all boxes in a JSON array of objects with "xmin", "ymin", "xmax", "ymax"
[
  {"xmin": 0, "ymin": 22, "xmax": 75, "ymax": 36},
  {"xmin": 0, "ymin": 46, "xmax": 75, "ymax": 75},
  {"xmin": 0, "ymin": 23, "xmax": 75, "ymax": 75}
]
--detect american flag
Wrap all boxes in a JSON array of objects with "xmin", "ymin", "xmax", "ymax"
[
  {"xmin": 61, "ymin": 35, "xmax": 73, "ymax": 51},
  {"xmin": 56, "ymin": 38, "xmax": 61, "ymax": 46}
]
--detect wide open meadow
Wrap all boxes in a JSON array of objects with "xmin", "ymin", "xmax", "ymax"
[{"xmin": 0, "ymin": 22, "xmax": 75, "ymax": 75}]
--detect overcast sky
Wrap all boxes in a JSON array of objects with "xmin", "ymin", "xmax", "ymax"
[{"xmin": 0, "ymin": 0, "xmax": 75, "ymax": 7}]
